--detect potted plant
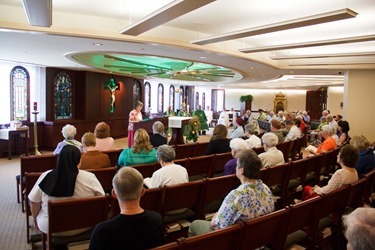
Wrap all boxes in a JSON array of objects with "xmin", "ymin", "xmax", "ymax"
[
  {"xmin": 240, "ymin": 94, "xmax": 253, "ymax": 111},
  {"xmin": 240, "ymin": 94, "xmax": 254, "ymax": 102}
]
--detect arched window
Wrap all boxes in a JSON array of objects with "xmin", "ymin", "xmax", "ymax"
[
  {"xmin": 202, "ymin": 92, "xmax": 206, "ymax": 109},
  {"xmin": 169, "ymin": 85, "xmax": 175, "ymax": 111},
  {"xmin": 144, "ymin": 82, "xmax": 151, "ymax": 111},
  {"xmin": 179, "ymin": 86, "xmax": 184, "ymax": 110},
  {"xmin": 133, "ymin": 80, "xmax": 142, "ymax": 109},
  {"xmin": 10, "ymin": 66, "xmax": 30, "ymax": 121},
  {"xmin": 54, "ymin": 71, "xmax": 73, "ymax": 120},
  {"xmin": 195, "ymin": 92, "xmax": 199, "ymax": 110},
  {"xmin": 157, "ymin": 83, "xmax": 164, "ymax": 113}
]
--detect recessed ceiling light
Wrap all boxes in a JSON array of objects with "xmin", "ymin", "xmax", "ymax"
[
  {"xmin": 200, "ymin": 56, "xmax": 207, "ymax": 59},
  {"xmin": 93, "ymin": 43, "xmax": 102, "ymax": 46}
]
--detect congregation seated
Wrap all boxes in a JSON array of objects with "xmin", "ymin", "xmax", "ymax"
[
  {"xmin": 53, "ymin": 124, "xmax": 83, "ymax": 154},
  {"xmin": 258, "ymin": 133, "xmax": 284, "ymax": 168},
  {"xmin": 343, "ymin": 207, "xmax": 375, "ymax": 250},
  {"xmin": 350, "ymin": 135, "xmax": 375, "ymax": 178},
  {"xmin": 204, "ymin": 124, "xmax": 231, "ymax": 155},
  {"xmin": 79, "ymin": 132, "xmax": 111, "ymax": 170},
  {"xmin": 89, "ymin": 167, "xmax": 164, "ymax": 249},
  {"xmin": 230, "ymin": 117, "xmax": 245, "ymax": 139},
  {"xmin": 117, "ymin": 129, "xmax": 157, "ymax": 167},
  {"xmin": 223, "ymin": 138, "xmax": 249, "ymax": 176},
  {"xmin": 29, "ymin": 145, "xmax": 105, "ymax": 235},
  {"xmin": 270, "ymin": 118, "xmax": 284, "ymax": 143},
  {"xmin": 94, "ymin": 122, "xmax": 116, "ymax": 151},
  {"xmin": 188, "ymin": 149, "xmax": 275, "ymax": 236},
  {"xmin": 150, "ymin": 121, "xmax": 167, "ymax": 148},
  {"xmin": 144, "ymin": 145, "xmax": 188, "ymax": 188},
  {"xmin": 302, "ymin": 144, "xmax": 358, "ymax": 201}
]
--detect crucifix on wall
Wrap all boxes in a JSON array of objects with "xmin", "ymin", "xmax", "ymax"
[{"xmin": 104, "ymin": 78, "xmax": 120, "ymax": 113}]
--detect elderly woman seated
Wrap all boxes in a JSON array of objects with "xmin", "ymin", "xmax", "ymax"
[
  {"xmin": 150, "ymin": 121, "xmax": 167, "ymax": 148},
  {"xmin": 244, "ymin": 124, "xmax": 261, "ymax": 149},
  {"xmin": 94, "ymin": 122, "xmax": 116, "ymax": 151},
  {"xmin": 258, "ymin": 132, "xmax": 284, "ymax": 168},
  {"xmin": 53, "ymin": 124, "xmax": 83, "ymax": 154},
  {"xmin": 306, "ymin": 125, "xmax": 336, "ymax": 155},
  {"xmin": 188, "ymin": 149, "xmax": 275, "ymax": 236},
  {"xmin": 117, "ymin": 129, "xmax": 157, "ymax": 167},
  {"xmin": 29, "ymin": 145, "xmax": 105, "ymax": 236},
  {"xmin": 223, "ymin": 138, "xmax": 249, "ymax": 175},
  {"xmin": 144, "ymin": 145, "xmax": 188, "ymax": 188}
]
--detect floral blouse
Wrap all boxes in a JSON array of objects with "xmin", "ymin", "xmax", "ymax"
[{"xmin": 213, "ymin": 180, "xmax": 275, "ymax": 229}]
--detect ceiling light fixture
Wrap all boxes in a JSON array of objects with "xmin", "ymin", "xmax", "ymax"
[
  {"xmin": 240, "ymin": 34, "xmax": 375, "ymax": 53},
  {"xmin": 192, "ymin": 8, "xmax": 357, "ymax": 45},
  {"xmin": 270, "ymin": 51, "xmax": 375, "ymax": 60},
  {"xmin": 22, "ymin": 0, "xmax": 52, "ymax": 27},
  {"xmin": 120, "ymin": 0, "xmax": 216, "ymax": 35}
]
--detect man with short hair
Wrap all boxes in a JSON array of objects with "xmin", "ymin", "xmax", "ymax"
[{"xmin": 89, "ymin": 167, "xmax": 164, "ymax": 250}]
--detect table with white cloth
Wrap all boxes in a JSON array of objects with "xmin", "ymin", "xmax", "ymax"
[
  {"xmin": 0, "ymin": 127, "xmax": 29, "ymax": 160},
  {"xmin": 168, "ymin": 117, "xmax": 191, "ymax": 145}
]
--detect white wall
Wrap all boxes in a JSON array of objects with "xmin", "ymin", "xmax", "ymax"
[
  {"xmin": 224, "ymin": 89, "xmax": 307, "ymax": 112},
  {"xmin": 327, "ymin": 86, "xmax": 344, "ymax": 117}
]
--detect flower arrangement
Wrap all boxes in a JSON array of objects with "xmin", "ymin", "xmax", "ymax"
[{"xmin": 185, "ymin": 117, "xmax": 200, "ymax": 143}]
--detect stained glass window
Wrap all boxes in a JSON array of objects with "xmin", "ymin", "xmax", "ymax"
[
  {"xmin": 11, "ymin": 66, "xmax": 30, "ymax": 121},
  {"xmin": 144, "ymin": 82, "xmax": 151, "ymax": 111},
  {"xmin": 179, "ymin": 86, "xmax": 184, "ymax": 109},
  {"xmin": 54, "ymin": 72, "xmax": 73, "ymax": 120},
  {"xmin": 169, "ymin": 85, "xmax": 175, "ymax": 111},
  {"xmin": 133, "ymin": 80, "xmax": 142, "ymax": 109},
  {"xmin": 157, "ymin": 83, "xmax": 164, "ymax": 113}
]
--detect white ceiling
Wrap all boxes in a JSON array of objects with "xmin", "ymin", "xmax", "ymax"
[{"xmin": 0, "ymin": 0, "xmax": 374, "ymax": 90}]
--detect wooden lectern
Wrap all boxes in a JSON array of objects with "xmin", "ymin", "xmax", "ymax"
[
  {"xmin": 133, "ymin": 116, "xmax": 169, "ymax": 135},
  {"xmin": 168, "ymin": 117, "xmax": 191, "ymax": 145}
]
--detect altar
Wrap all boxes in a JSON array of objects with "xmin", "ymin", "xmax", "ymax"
[
  {"xmin": 168, "ymin": 117, "xmax": 191, "ymax": 145},
  {"xmin": 0, "ymin": 127, "xmax": 29, "ymax": 160}
]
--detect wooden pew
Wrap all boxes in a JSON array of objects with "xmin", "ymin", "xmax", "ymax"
[
  {"xmin": 85, "ymin": 167, "xmax": 117, "ymax": 193},
  {"xmin": 103, "ymin": 149, "xmax": 123, "ymax": 167},
  {"xmin": 18, "ymin": 154, "xmax": 57, "ymax": 212},
  {"xmin": 43, "ymin": 195, "xmax": 110, "ymax": 250}
]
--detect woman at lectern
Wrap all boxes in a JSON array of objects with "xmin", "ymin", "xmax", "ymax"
[{"xmin": 128, "ymin": 101, "xmax": 143, "ymax": 148}]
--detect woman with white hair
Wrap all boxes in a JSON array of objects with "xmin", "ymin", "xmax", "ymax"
[
  {"xmin": 149, "ymin": 121, "xmax": 167, "ymax": 147},
  {"xmin": 343, "ymin": 207, "xmax": 375, "ymax": 250},
  {"xmin": 53, "ymin": 124, "xmax": 83, "ymax": 154},
  {"xmin": 223, "ymin": 138, "xmax": 249, "ymax": 175},
  {"xmin": 258, "ymin": 132, "xmax": 284, "ymax": 168}
]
